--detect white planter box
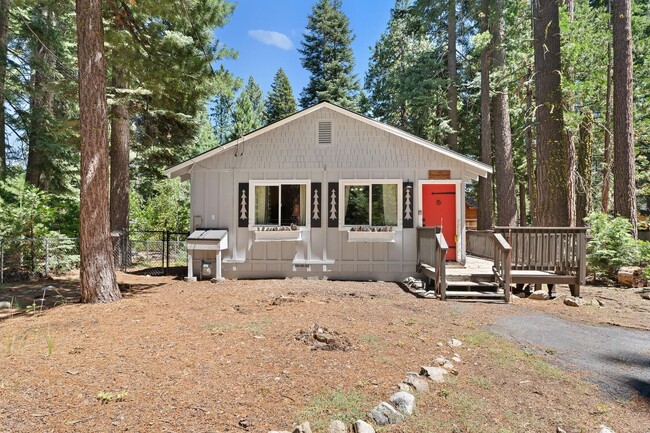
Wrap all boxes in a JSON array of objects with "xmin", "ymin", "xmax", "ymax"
[
  {"xmin": 254, "ymin": 230, "xmax": 302, "ymax": 241},
  {"xmin": 347, "ymin": 231, "xmax": 396, "ymax": 243}
]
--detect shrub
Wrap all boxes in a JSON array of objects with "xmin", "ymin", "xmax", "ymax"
[{"xmin": 585, "ymin": 212, "xmax": 640, "ymax": 278}]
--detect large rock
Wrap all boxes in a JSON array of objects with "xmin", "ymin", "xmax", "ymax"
[
  {"xmin": 599, "ymin": 426, "xmax": 615, "ymax": 433},
  {"xmin": 564, "ymin": 297, "xmax": 582, "ymax": 307},
  {"xmin": 292, "ymin": 422, "xmax": 312, "ymax": 433},
  {"xmin": 420, "ymin": 366, "xmax": 448, "ymax": 383},
  {"xmin": 369, "ymin": 402, "xmax": 404, "ymax": 425},
  {"xmin": 403, "ymin": 373, "xmax": 429, "ymax": 392},
  {"xmin": 0, "ymin": 301, "xmax": 11, "ymax": 309},
  {"xmin": 352, "ymin": 420, "xmax": 375, "ymax": 433},
  {"xmin": 447, "ymin": 338, "xmax": 463, "ymax": 348},
  {"xmin": 328, "ymin": 420, "xmax": 346, "ymax": 433},
  {"xmin": 528, "ymin": 290, "xmax": 550, "ymax": 300},
  {"xmin": 617, "ymin": 266, "xmax": 646, "ymax": 287},
  {"xmin": 389, "ymin": 391, "xmax": 415, "ymax": 415}
]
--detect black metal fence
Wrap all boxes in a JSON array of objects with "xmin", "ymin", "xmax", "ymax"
[
  {"xmin": 112, "ymin": 230, "xmax": 189, "ymax": 275},
  {"xmin": 0, "ymin": 231, "xmax": 189, "ymax": 283}
]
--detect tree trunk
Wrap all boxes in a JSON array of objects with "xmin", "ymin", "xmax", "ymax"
[
  {"xmin": 76, "ymin": 0, "xmax": 121, "ymax": 303},
  {"xmin": 612, "ymin": 0, "xmax": 637, "ymax": 237},
  {"xmin": 491, "ymin": 0, "xmax": 516, "ymax": 227},
  {"xmin": 525, "ymin": 67, "xmax": 536, "ymax": 225},
  {"xmin": 110, "ymin": 69, "xmax": 130, "ymax": 234},
  {"xmin": 519, "ymin": 182, "xmax": 526, "ymax": 226},
  {"xmin": 477, "ymin": 0, "xmax": 493, "ymax": 230},
  {"xmin": 26, "ymin": 8, "xmax": 55, "ymax": 190},
  {"xmin": 447, "ymin": 0, "xmax": 458, "ymax": 152},
  {"xmin": 0, "ymin": 0, "xmax": 9, "ymax": 176},
  {"xmin": 576, "ymin": 110, "xmax": 593, "ymax": 225},
  {"xmin": 533, "ymin": 0, "xmax": 569, "ymax": 226},
  {"xmin": 601, "ymin": 42, "xmax": 612, "ymax": 213}
]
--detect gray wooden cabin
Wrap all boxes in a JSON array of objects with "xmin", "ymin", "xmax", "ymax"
[{"xmin": 165, "ymin": 102, "xmax": 492, "ymax": 281}]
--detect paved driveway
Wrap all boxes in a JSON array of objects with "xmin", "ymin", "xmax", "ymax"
[{"xmin": 489, "ymin": 313, "xmax": 650, "ymax": 401}]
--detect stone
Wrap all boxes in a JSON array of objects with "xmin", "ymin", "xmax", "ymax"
[
  {"xmin": 564, "ymin": 297, "xmax": 582, "ymax": 307},
  {"xmin": 436, "ymin": 342, "xmax": 444, "ymax": 347},
  {"xmin": 352, "ymin": 420, "xmax": 375, "ymax": 433},
  {"xmin": 328, "ymin": 420, "xmax": 346, "ymax": 433},
  {"xmin": 420, "ymin": 366, "xmax": 448, "ymax": 383},
  {"xmin": 447, "ymin": 338, "xmax": 462, "ymax": 348},
  {"xmin": 434, "ymin": 357, "xmax": 447, "ymax": 365},
  {"xmin": 398, "ymin": 383, "xmax": 412, "ymax": 392},
  {"xmin": 404, "ymin": 373, "xmax": 429, "ymax": 392},
  {"xmin": 642, "ymin": 293, "xmax": 650, "ymax": 300},
  {"xmin": 442, "ymin": 361, "xmax": 454, "ymax": 370},
  {"xmin": 292, "ymin": 422, "xmax": 312, "ymax": 433},
  {"xmin": 599, "ymin": 426, "xmax": 615, "ymax": 433},
  {"xmin": 183, "ymin": 276, "xmax": 197, "ymax": 283},
  {"xmin": 369, "ymin": 402, "xmax": 404, "ymax": 425},
  {"xmin": 451, "ymin": 355, "xmax": 461, "ymax": 363},
  {"xmin": 0, "ymin": 301, "xmax": 11, "ymax": 309},
  {"xmin": 389, "ymin": 391, "xmax": 415, "ymax": 415},
  {"xmin": 556, "ymin": 428, "xmax": 567, "ymax": 433},
  {"xmin": 528, "ymin": 290, "xmax": 550, "ymax": 300},
  {"xmin": 269, "ymin": 431, "xmax": 290, "ymax": 433}
]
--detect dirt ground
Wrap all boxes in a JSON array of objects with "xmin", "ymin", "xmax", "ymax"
[{"xmin": 1, "ymin": 274, "xmax": 649, "ymax": 433}]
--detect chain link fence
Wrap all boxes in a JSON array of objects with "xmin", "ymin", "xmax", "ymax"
[
  {"xmin": 1, "ymin": 231, "xmax": 189, "ymax": 283},
  {"xmin": 0, "ymin": 237, "xmax": 80, "ymax": 283}
]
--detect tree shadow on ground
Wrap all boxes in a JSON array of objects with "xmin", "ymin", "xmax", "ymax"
[{"xmin": 599, "ymin": 352, "xmax": 650, "ymax": 403}]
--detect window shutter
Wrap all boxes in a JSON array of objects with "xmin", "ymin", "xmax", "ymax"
[
  {"xmin": 403, "ymin": 182, "xmax": 414, "ymax": 228},
  {"xmin": 318, "ymin": 121, "xmax": 332, "ymax": 145},
  {"xmin": 327, "ymin": 182, "xmax": 339, "ymax": 227},
  {"xmin": 311, "ymin": 183, "xmax": 322, "ymax": 228},
  {"xmin": 238, "ymin": 183, "xmax": 249, "ymax": 227}
]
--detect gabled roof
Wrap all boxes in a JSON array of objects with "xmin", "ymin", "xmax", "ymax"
[{"xmin": 164, "ymin": 101, "xmax": 493, "ymax": 179}]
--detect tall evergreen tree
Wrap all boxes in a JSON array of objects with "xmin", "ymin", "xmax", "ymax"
[
  {"xmin": 76, "ymin": 0, "xmax": 120, "ymax": 303},
  {"xmin": 299, "ymin": 0, "xmax": 360, "ymax": 109},
  {"xmin": 612, "ymin": 0, "xmax": 637, "ymax": 236},
  {"xmin": 365, "ymin": 0, "xmax": 450, "ymax": 143},
  {"xmin": 229, "ymin": 76, "xmax": 265, "ymax": 139},
  {"xmin": 533, "ymin": 0, "xmax": 569, "ymax": 226},
  {"xmin": 265, "ymin": 68, "xmax": 296, "ymax": 123}
]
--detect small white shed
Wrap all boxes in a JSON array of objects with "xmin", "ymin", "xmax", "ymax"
[{"xmin": 164, "ymin": 102, "xmax": 492, "ymax": 281}]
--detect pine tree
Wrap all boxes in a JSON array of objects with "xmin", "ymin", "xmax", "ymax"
[
  {"xmin": 299, "ymin": 0, "xmax": 360, "ymax": 109},
  {"xmin": 229, "ymin": 76, "xmax": 265, "ymax": 140},
  {"xmin": 265, "ymin": 68, "xmax": 297, "ymax": 123}
]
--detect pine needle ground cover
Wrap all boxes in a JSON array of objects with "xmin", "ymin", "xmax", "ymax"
[{"xmin": 0, "ymin": 277, "xmax": 648, "ymax": 432}]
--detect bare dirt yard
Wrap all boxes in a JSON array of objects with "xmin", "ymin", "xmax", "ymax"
[{"xmin": 1, "ymin": 274, "xmax": 649, "ymax": 433}]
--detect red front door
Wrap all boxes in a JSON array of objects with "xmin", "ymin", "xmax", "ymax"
[{"xmin": 422, "ymin": 183, "xmax": 457, "ymax": 261}]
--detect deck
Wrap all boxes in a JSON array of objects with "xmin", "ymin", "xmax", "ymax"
[{"xmin": 417, "ymin": 227, "xmax": 588, "ymax": 302}]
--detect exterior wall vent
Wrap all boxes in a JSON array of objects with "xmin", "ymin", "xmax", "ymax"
[{"xmin": 318, "ymin": 121, "xmax": 332, "ymax": 144}]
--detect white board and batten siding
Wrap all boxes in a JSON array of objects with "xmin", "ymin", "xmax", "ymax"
[{"xmin": 166, "ymin": 103, "xmax": 491, "ymax": 281}]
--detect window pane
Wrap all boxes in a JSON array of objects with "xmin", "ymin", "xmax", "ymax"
[
  {"xmin": 255, "ymin": 185, "xmax": 279, "ymax": 225},
  {"xmin": 280, "ymin": 184, "xmax": 306, "ymax": 226},
  {"xmin": 372, "ymin": 184, "xmax": 398, "ymax": 226},
  {"xmin": 344, "ymin": 185, "xmax": 370, "ymax": 225}
]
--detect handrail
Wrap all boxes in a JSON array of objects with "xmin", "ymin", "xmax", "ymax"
[
  {"xmin": 492, "ymin": 233, "xmax": 512, "ymax": 303},
  {"xmin": 435, "ymin": 232, "xmax": 448, "ymax": 300}
]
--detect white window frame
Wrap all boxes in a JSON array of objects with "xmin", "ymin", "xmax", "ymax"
[
  {"xmin": 339, "ymin": 179, "xmax": 403, "ymax": 231},
  {"xmin": 249, "ymin": 180, "xmax": 311, "ymax": 231}
]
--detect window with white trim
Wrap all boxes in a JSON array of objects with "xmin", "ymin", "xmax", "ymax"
[
  {"xmin": 342, "ymin": 181, "xmax": 400, "ymax": 227},
  {"xmin": 253, "ymin": 183, "xmax": 307, "ymax": 226}
]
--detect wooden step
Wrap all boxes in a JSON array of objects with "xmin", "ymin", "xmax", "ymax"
[
  {"xmin": 446, "ymin": 281, "xmax": 499, "ymax": 288},
  {"xmin": 444, "ymin": 290, "xmax": 505, "ymax": 298},
  {"xmin": 446, "ymin": 273, "xmax": 495, "ymax": 282}
]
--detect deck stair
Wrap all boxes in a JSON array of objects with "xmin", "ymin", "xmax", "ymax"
[{"xmin": 444, "ymin": 272, "xmax": 504, "ymax": 300}]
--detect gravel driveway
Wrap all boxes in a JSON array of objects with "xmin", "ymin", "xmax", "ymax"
[{"xmin": 489, "ymin": 312, "xmax": 650, "ymax": 401}]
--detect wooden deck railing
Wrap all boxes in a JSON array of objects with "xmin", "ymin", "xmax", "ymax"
[
  {"xmin": 416, "ymin": 227, "xmax": 447, "ymax": 299},
  {"xmin": 492, "ymin": 233, "xmax": 512, "ymax": 303},
  {"xmin": 466, "ymin": 230, "xmax": 495, "ymax": 259},
  {"xmin": 494, "ymin": 227, "xmax": 587, "ymax": 284}
]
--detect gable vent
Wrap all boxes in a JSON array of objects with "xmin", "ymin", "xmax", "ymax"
[{"xmin": 318, "ymin": 121, "xmax": 332, "ymax": 144}]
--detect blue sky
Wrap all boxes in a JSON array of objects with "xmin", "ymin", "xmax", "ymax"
[{"xmin": 214, "ymin": 0, "xmax": 396, "ymax": 102}]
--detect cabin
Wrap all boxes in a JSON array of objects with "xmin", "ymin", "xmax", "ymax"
[{"xmin": 164, "ymin": 101, "xmax": 492, "ymax": 282}]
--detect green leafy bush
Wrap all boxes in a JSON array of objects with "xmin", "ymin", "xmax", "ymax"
[{"xmin": 585, "ymin": 212, "xmax": 643, "ymax": 278}]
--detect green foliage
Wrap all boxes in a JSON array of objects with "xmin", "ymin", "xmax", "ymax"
[
  {"xmin": 130, "ymin": 178, "xmax": 190, "ymax": 233},
  {"xmin": 299, "ymin": 390, "xmax": 369, "ymax": 431},
  {"xmin": 585, "ymin": 212, "xmax": 642, "ymax": 277},
  {"xmin": 299, "ymin": 0, "xmax": 361, "ymax": 109},
  {"xmin": 228, "ymin": 76, "xmax": 265, "ymax": 140},
  {"xmin": 365, "ymin": 0, "xmax": 451, "ymax": 144},
  {"xmin": 265, "ymin": 68, "xmax": 297, "ymax": 123}
]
